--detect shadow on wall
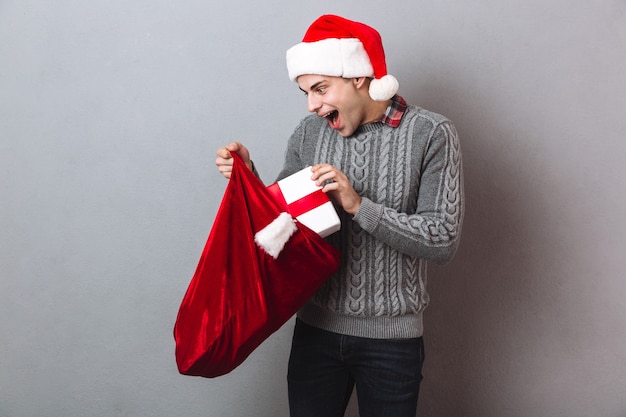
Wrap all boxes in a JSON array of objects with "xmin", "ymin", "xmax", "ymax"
[{"xmin": 406, "ymin": 76, "xmax": 558, "ymax": 416}]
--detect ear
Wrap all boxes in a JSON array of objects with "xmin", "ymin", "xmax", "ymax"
[{"xmin": 353, "ymin": 77, "xmax": 369, "ymax": 90}]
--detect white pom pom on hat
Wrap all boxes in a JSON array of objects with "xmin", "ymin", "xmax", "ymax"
[
  {"xmin": 286, "ymin": 15, "xmax": 399, "ymax": 102},
  {"xmin": 369, "ymin": 74, "xmax": 400, "ymax": 101}
]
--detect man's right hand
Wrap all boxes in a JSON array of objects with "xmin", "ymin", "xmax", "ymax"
[{"xmin": 215, "ymin": 142, "xmax": 252, "ymax": 179}]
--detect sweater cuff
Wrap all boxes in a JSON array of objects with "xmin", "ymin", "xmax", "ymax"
[
  {"xmin": 249, "ymin": 160, "xmax": 261, "ymax": 179},
  {"xmin": 353, "ymin": 197, "xmax": 384, "ymax": 233}
]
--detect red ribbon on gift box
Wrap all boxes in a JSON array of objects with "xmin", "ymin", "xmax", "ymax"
[{"xmin": 267, "ymin": 183, "xmax": 329, "ymax": 218}]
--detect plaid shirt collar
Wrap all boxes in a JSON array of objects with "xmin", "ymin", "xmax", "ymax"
[{"xmin": 379, "ymin": 95, "xmax": 407, "ymax": 128}]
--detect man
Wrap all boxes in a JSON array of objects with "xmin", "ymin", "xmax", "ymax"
[{"xmin": 216, "ymin": 14, "xmax": 464, "ymax": 417}]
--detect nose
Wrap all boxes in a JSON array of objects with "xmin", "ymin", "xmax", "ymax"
[{"xmin": 307, "ymin": 93, "xmax": 321, "ymax": 113}]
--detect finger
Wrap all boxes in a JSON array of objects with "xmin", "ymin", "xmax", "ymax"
[
  {"xmin": 310, "ymin": 164, "xmax": 334, "ymax": 181},
  {"xmin": 226, "ymin": 142, "xmax": 243, "ymax": 153},
  {"xmin": 216, "ymin": 146, "xmax": 233, "ymax": 159},
  {"xmin": 217, "ymin": 163, "xmax": 233, "ymax": 179},
  {"xmin": 317, "ymin": 171, "xmax": 339, "ymax": 187},
  {"xmin": 215, "ymin": 158, "xmax": 231, "ymax": 170},
  {"xmin": 321, "ymin": 181, "xmax": 339, "ymax": 193}
]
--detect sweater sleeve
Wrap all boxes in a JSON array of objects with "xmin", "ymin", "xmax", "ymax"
[{"xmin": 353, "ymin": 121, "xmax": 464, "ymax": 264}]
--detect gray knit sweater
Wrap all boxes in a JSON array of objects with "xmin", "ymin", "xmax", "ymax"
[{"xmin": 276, "ymin": 103, "xmax": 464, "ymax": 339}]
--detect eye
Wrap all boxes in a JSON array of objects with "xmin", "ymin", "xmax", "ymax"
[{"xmin": 316, "ymin": 87, "xmax": 326, "ymax": 94}]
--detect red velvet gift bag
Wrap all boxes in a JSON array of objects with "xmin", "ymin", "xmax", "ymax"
[{"xmin": 174, "ymin": 153, "xmax": 341, "ymax": 378}]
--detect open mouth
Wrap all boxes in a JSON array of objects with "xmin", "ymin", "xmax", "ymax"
[{"xmin": 324, "ymin": 110, "xmax": 339, "ymax": 128}]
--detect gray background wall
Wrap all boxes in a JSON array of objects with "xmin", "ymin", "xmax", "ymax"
[{"xmin": 1, "ymin": 1, "xmax": 625, "ymax": 416}]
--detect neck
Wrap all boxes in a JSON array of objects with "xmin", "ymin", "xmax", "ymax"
[{"xmin": 362, "ymin": 99, "xmax": 391, "ymax": 125}]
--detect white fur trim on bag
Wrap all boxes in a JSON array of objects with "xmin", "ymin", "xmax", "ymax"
[{"xmin": 254, "ymin": 212, "xmax": 298, "ymax": 259}]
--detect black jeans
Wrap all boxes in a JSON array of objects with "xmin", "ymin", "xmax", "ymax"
[{"xmin": 287, "ymin": 319, "xmax": 425, "ymax": 417}]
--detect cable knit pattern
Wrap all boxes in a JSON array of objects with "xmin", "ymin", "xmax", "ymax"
[{"xmin": 276, "ymin": 103, "xmax": 464, "ymax": 339}]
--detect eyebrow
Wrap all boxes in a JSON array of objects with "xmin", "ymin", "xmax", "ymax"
[{"xmin": 300, "ymin": 80, "xmax": 324, "ymax": 94}]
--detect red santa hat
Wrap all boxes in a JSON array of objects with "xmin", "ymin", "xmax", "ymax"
[{"xmin": 286, "ymin": 15, "xmax": 399, "ymax": 101}]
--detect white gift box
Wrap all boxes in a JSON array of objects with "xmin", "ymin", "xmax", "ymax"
[{"xmin": 267, "ymin": 167, "xmax": 341, "ymax": 238}]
